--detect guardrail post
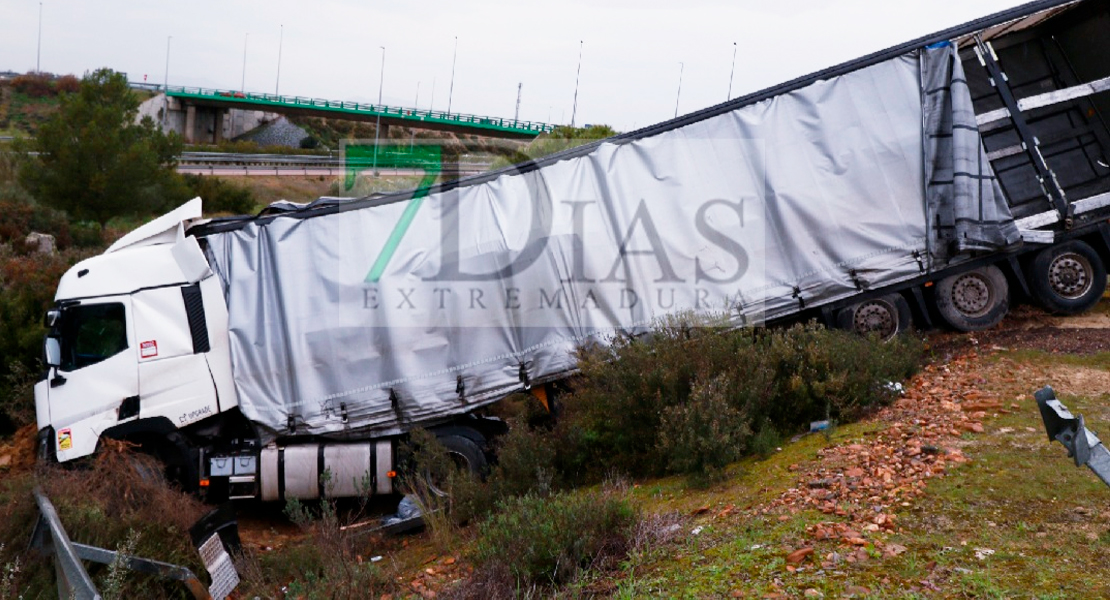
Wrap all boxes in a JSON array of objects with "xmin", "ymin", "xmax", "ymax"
[{"xmin": 31, "ymin": 488, "xmax": 101, "ymax": 600}]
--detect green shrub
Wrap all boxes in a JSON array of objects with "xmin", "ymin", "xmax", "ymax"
[
  {"xmin": 0, "ymin": 196, "xmax": 72, "ymax": 250},
  {"xmin": 181, "ymin": 174, "xmax": 256, "ymax": 216},
  {"xmin": 474, "ymin": 491, "xmax": 637, "ymax": 586},
  {"xmin": 759, "ymin": 322, "xmax": 921, "ymax": 431},
  {"xmin": 556, "ymin": 316, "xmax": 922, "ymax": 482},
  {"xmin": 0, "ymin": 247, "xmax": 96, "ymax": 432},
  {"xmin": 69, "ymin": 220, "xmax": 104, "ymax": 248},
  {"xmin": 448, "ymin": 419, "xmax": 557, "ymax": 525},
  {"xmin": 658, "ymin": 374, "xmax": 751, "ymax": 485}
]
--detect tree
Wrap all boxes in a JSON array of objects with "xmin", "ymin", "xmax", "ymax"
[{"xmin": 20, "ymin": 68, "xmax": 184, "ymax": 225}]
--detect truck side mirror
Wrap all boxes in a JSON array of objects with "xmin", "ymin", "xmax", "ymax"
[
  {"xmin": 44, "ymin": 309, "xmax": 61, "ymax": 329},
  {"xmin": 44, "ymin": 337, "xmax": 61, "ymax": 368}
]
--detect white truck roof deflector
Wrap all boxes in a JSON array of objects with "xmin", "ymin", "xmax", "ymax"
[{"xmin": 106, "ymin": 197, "xmax": 203, "ymax": 253}]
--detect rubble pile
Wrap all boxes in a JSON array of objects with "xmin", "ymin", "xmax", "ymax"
[{"xmin": 766, "ymin": 352, "xmax": 1011, "ymax": 562}]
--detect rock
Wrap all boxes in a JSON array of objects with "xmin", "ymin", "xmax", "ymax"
[
  {"xmin": 804, "ymin": 589, "xmax": 824, "ymax": 598},
  {"xmin": 25, "ymin": 232, "xmax": 55, "ymax": 255},
  {"xmin": 786, "ymin": 547, "xmax": 814, "ymax": 564},
  {"xmin": 0, "ymin": 454, "xmax": 10, "ymax": 468},
  {"xmin": 842, "ymin": 586, "xmax": 871, "ymax": 597},
  {"xmin": 844, "ymin": 467, "xmax": 865, "ymax": 478}
]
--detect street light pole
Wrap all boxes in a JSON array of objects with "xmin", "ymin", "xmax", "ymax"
[
  {"xmin": 275, "ymin": 25, "xmax": 283, "ymax": 95},
  {"xmin": 162, "ymin": 35, "xmax": 172, "ymax": 130},
  {"xmin": 728, "ymin": 42, "xmax": 737, "ymax": 100},
  {"xmin": 36, "ymin": 2, "xmax": 43, "ymax": 73},
  {"xmin": 674, "ymin": 61, "xmax": 684, "ymax": 118},
  {"xmin": 241, "ymin": 33, "xmax": 249, "ymax": 92},
  {"xmin": 447, "ymin": 36, "xmax": 457, "ymax": 114},
  {"xmin": 571, "ymin": 40, "xmax": 582, "ymax": 127},
  {"xmin": 411, "ymin": 81, "xmax": 420, "ymax": 150},
  {"xmin": 372, "ymin": 46, "xmax": 385, "ymax": 177}
]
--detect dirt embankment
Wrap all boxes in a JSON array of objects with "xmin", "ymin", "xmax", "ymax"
[{"xmin": 0, "ymin": 424, "xmax": 36, "ymax": 476}]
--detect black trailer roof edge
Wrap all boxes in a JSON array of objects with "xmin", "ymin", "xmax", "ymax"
[{"xmin": 190, "ymin": 0, "xmax": 1078, "ymax": 237}]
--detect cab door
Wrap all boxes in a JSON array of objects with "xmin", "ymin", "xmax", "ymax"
[{"xmin": 48, "ymin": 296, "xmax": 139, "ymax": 461}]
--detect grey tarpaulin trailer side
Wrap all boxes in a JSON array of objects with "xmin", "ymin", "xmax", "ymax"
[{"xmin": 183, "ymin": 0, "xmax": 1110, "ymax": 444}]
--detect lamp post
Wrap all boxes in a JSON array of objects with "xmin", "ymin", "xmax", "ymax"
[
  {"xmin": 728, "ymin": 42, "xmax": 737, "ymax": 100},
  {"xmin": 674, "ymin": 61, "xmax": 684, "ymax": 118},
  {"xmin": 162, "ymin": 35, "xmax": 172, "ymax": 130},
  {"xmin": 36, "ymin": 2, "xmax": 43, "ymax": 73},
  {"xmin": 372, "ymin": 46, "xmax": 385, "ymax": 177},
  {"xmin": 571, "ymin": 40, "xmax": 582, "ymax": 127},
  {"xmin": 241, "ymin": 33, "xmax": 249, "ymax": 92},
  {"xmin": 447, "ymin": 36, "xmax": 457, "ymax": 114},
  {"xmin": 411, "ymin": 81, "xmax": 420, "ymax": 150},
  {"xmin": 275, "ymin": 25, "xmax": 283, "ymax": 95}
]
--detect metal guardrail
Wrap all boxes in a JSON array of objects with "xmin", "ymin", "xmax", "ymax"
[
  {"xmin": 178, "ymin": 151, "xmax": 492, "ymax": 170},
  {"xmin": 165, "ymin": 85, "xmax": 556, "ymax": 136},
  {"xmin": 1036, "ymin": 386, "xmax": 1110, "ymax": 488},
  {"xmin": 30, "ymin": 487, "xmax": 211, "ymax": 600}
]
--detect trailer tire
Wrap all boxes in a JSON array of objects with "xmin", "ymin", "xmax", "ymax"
[
  {"xmin": 437, "ymin": 434, "xmax": 488, "ymax": 477},
  {"xmin": 1026, "ymin": 241, "xmax": 1107, "ymax": 316},
  {"xmin": 423, "ymin": 434, "xmax": 488, "ymax": 497},
  {"xmin": 934, "ymin": 265, "xmax": 1009, "ymax": 332},
  {"xmin": 835, "ymin": 294, "xmax": 912, "ymax": 340}
]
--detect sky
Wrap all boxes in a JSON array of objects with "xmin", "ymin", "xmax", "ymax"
[{"xmin": 1, "ymin": 0, "xmax": 1034, "ymax": 132}]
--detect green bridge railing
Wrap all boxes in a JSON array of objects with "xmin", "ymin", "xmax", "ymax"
[{"xmin": 165, "ymin": 86, "xmax": 556, "ymax": 137}]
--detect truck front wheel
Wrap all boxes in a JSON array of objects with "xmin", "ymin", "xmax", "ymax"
[
  {"xmin": 1026, "ymin": 241, "xmax": 1107, "ymax": 316},
  {"xmin": 934, "ymin": 265, "xmax": 1010, "ymax": 332}
]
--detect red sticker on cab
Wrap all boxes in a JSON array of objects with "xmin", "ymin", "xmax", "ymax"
[{"xmin": 140, "ymin": 340, "xmax": 158, "ymax": 359}]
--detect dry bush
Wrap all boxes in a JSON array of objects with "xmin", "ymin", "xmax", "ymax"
[
  {"xmin": 54, "ymin": 75, "xmax": 79, "ymax": 95},
  {"xmin": 0, "ymin": 442, "xmax": 209, "ymax": 598},
  {"xmin": 10, "ymin": 73, "xmax": 54, "ymax": 98},
  {"xmin": 236, "ymin": 470, "xmax": 398, "ymax": 599}
]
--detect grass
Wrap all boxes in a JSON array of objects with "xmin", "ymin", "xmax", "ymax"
[{"xmin": 599, "ymin": 341, "xmax": 1110, "ymax": 598}]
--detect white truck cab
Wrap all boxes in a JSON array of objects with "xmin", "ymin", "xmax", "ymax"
[{"xmin": 35, "ymin": 199, "xmax": 238, "ymax": 464}]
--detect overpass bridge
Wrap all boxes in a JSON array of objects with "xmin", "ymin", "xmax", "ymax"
[{"xmin": 163, "ymin": 86, "xmax": 555, "ymax": 143}]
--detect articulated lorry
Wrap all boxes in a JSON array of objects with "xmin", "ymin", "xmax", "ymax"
[{"xmin": 34, "ymin": 0, "xmax": 1110, "ymax": 502}]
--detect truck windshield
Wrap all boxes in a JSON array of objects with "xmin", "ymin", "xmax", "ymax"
[{"xmin": 58, "ymin": 303, "xmax": 128, "ymax": 371}]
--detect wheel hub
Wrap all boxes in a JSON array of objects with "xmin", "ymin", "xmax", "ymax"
[
  {"xmin": 854, "ymin": 301, "xmax": 896, "ymax": 338},
  {"xmin": 1048, "ymin": 253, "xmax": 1093, "ymax": 299},
  {"xmin": 951, "ymin": 274, "xmax": 992, "ymax": 317}
]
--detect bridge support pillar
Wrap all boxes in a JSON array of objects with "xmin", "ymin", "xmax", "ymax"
[
  {"xmin": 378, "ymin": 123, "xmax": 390, "ymax": 140},
  {"xmin": 214, "ymin": 110, "xmax": 226, "ymax": 143},
  {"xmin": 184, "ymin": 104, "xmax": 196, "ymax": 144}
]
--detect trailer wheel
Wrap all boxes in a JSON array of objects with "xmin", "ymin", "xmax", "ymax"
[
  {"xmin": 934, "ymin": 265, "xmax": 1009, "ymax": 331},
  {"xmin": 1026, "ymin": 241, "xmax": 1107, "ymax": 316},
  {"xmin": 423, "ymin": 433, "xmax": 489, "ymax": 497},
  {"xmin": 835, "ymin": 294, "xmax": 911, "ymax": 340},
  {"xmin": 438, "ymin": 434, "xmax": 488, "ymax": 477}
]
